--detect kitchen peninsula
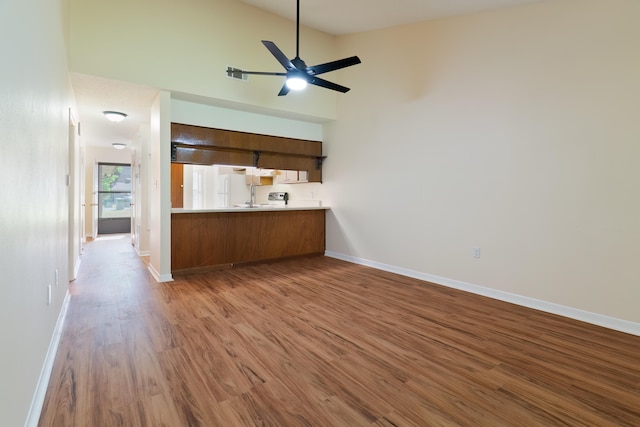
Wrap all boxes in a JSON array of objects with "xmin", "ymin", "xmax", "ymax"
[
  {"xmin": 171, "ymin": 206, "xmax": 328, "ymax": 273},
  {"xmin": 170, "ymin": 123, "xmax": 328, "ymax": 273}
]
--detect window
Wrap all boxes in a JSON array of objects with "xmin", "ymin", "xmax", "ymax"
[
  {"xmin": 192, "ymin": 168, "xmax": 204, "ymax": 209},
  {"xmin": 98, "ymin": 164, "xmax": 132, "ymax": 233}
]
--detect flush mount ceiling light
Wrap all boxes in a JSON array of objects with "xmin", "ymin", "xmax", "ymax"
[
  {"xmin": 112, "ymin": 142, "xmax": 127, "ymax": 150},
  {"xmin": 103, "ymin": 111, "xmax": 127, "ymax": 122}
]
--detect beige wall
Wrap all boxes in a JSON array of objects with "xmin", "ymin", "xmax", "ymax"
[
  {"xmin": 0, "ymin": 0, "xmax": 74, "ymax": 424},
  {"xmin": 69, "ymin": 0, "xmax": 339, "ymax": 121},
  {"xmin": 324, "ymin": 0, "xmax": 640, "ymax": 325}
]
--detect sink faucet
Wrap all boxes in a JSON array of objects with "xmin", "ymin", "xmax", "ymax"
[{"xmin": 248, "ymin": 184, "xmax": 256, "ymax": 207}]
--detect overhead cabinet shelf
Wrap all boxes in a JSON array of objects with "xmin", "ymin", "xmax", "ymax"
[{"xmin": 170, "ymin": 123, "xmax": 325, "ymax": 183}]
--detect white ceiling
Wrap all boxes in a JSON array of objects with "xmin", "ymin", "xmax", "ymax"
[
  {"xmin": 74, "ymin": 0, "xmax": 548, "ymax": 149},
  {"xmin": 239, "ymin": 0, "xmax": 548, "ymax": 35},
  {"xmin": 71, "ymin": 73, "xmax": 159, "ymax": 149}
]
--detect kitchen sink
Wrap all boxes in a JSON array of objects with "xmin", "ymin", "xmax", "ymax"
[{"xmin": 232, "ymin": 203, "xmax": 275, "ymax": 208}]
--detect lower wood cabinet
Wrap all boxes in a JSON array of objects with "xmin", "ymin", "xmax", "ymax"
[{"xmin": 171, "ymin": 209, "xmax": 326, "ymax": 272}]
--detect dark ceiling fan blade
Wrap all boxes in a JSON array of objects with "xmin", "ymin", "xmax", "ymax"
[
  {"xmin": 308, "ymin": 76, "xmax": 351, "ymax": 93},
  {"xmin": 307, "ymin": 56, "xmax": 361, "ymax": 76},
  {"xmin": 234, "ymin": 71, "xmax": 287, "ymax": 76},
  {"xmin": 262, "ymin": 40, "xmax": 296, "ymax": 70},
  {"xmin": 277, "ymin": 83, "xmax": 291, "ymax": 97},
  {"xmin": 229, "ymin": 0, "xmax": 359, "ymax": 97}
]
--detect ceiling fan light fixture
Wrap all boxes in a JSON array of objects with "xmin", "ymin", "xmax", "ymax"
[
  {"xmin": 285, "ymin": 76, "xmax": 308, "ymax": 91},
  {"xmin": 228, "ymin": 0, "xmax": 360, "ymax": 96},
  {"xmin": 103, "ymin": 111, "xmax": 127, "ymax": 122},
  {"xmin": 112, "ymin": 142, "xmax": 127, "ymax": 150}
]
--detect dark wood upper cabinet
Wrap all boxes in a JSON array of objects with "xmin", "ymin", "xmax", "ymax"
[{"xmin": 171, "ymin": 123, "xmax": 324, "ymax": 183}]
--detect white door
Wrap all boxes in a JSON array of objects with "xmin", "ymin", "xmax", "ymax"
[
  {"xmin": 80, "ymin": 147, "xmax": 85, "ymax": 246},
  {"xmin": 130, "ymin": 151, "xmax": 137, "ymax": 245},
  {"xmin": 92, "ymin": 161, "xmax": 98, "ymax": 239},
  {"xmin": 67, "ymin": 115, "xmax": 74, "ymax": 279}
]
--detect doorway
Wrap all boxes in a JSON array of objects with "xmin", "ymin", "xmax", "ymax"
[{"xmin": 97, "ymin": 163, "xmax": 132, "ymax": 234}]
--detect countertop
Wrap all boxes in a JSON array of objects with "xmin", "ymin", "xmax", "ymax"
[{"xmin": 172, "ymin": 205, "xmax": 330, "ymax": 214}]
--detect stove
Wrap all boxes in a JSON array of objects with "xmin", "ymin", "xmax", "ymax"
[{"xmin": 268, "ymin": 192, "xmax": 289, "ymax": 205}]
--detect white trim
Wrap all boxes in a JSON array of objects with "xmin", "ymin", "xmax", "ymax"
[
  {"xmin": 325, "ymin": 251, "xmax": 640, "ymax": 337},
  {"xmin": 148, "ymin": 265, "xmax": 173, "ymax": 283},
  {"xmin": 25, "ymin": 290, "xmax": 71, "ymax": 427},
  {"xmin": 135, "ymin": 247, "xmax": 150, "ymax": 257},
  {"xmin": 72, "ymin": 257, "xmax": 81, "ymax": 281}
]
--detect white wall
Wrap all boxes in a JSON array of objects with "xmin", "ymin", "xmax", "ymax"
[
  {"xmin": 0, "ymin": 0, "xmax": 75, "ymax": 424},
  {"xmin": 324, "ymin": 0, "xmax": 640, "ymax": 327},
  {"xmin": 171, "ymin": 99, "xmax": 324, "ymax": 141},
  {"xmin": 263, "ymin": 179, "xmax": 325, "ymax": 207},
  {"xmin": 68, "ymin": 115, "xmax": 83, "ymax": 280},
  {"xmin": 148, "ymin": 92, "xmax": 173, "ymax": 282}
]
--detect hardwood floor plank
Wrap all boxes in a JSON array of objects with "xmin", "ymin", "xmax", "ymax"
[
  {"xmin": 119, "ymin": 318, "xmax": 167, "ymax": 399},
  {"xmin": 156, "ymin": 347, "xmax": 228, "ymax": 426},
  {"xmin": 38, "ymin": 347, "xmax": 77, "ymax": 427},
  {"xmin": 198, "ymin": 316, "xmax": 267, "ymax": 397},
  {"xmin": 130, "ymin": 394, "xmax": 185, "ymax": 427},
  {"xmin": 39, "ymin": 235, "xmax": 640, "ymax": 426},
  {"xmin": 221, "ymin": 389, "xmax": 288, "ymax": 427},
  {"xmin": 316, "ymin": 395, "xmax": 373, "ymax": 426},
  {"xmin": 257, "ymin": 377, "xmax": 337, "ymax": 426},
  {"xmin": 491, "ymin": 370, "xmax": 622, "ymax": 426}
]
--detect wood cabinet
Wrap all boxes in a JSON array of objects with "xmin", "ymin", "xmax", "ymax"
[
  {"xmin": 171, "ymin": 209, "xmax": 326, "ymax": 273},
  {"xmin": 170, "ymin": 163, "xmax": 184, "ymax": 208},
  {"xmin": 171, "ymin": 123, "xmax": 324, "ymax": 182},
  {"xmin": 245, "ymin": 168, "xmax": 275, "ymax": 186},
  {"xmin": 277, "ymin": 170, "xmax": 308, "ymax": 184}
]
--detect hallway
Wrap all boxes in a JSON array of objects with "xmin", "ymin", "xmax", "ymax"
[{"xmin": 38, "ymin": 234, "xmax": 167, "ymax": 425}]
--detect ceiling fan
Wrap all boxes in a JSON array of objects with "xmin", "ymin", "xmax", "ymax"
[{"xmin": 229, "ymin": 0, "xmax": 361, "ymax": 96}]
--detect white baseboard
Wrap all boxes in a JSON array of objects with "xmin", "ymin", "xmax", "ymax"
[
  {"xmin": 148, "ymin": 264, "xmax": 173, "ymax": 283},
  {"xmin": 325, "ymin": 251, "xmax": 640, "ymax": 337},
  {"xmin": 72, "ymin": 257, "xmax": 81, "ymax": 281},
  {"xmin": 25, "ymin": 290, "xmax": 71, "ymax": 427},
  {"xmin": 135, "ymin": 246, "xmax": 150, "ymax": 257}
]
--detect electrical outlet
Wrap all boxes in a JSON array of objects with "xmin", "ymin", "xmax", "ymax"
[
  {"xmin": 473, "ymin": 247, "xmax": 481, "ymax": 259},
  {"xmin": 47, "ymin": 284, "xmax": 52, "ymax": 305}
]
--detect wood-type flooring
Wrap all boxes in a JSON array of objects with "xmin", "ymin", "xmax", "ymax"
[{"xmin": 39, "ymin": 235, "xmax": 640, "ymax": 426}]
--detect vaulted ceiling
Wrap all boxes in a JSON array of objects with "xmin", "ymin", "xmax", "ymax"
[
  {"xmin": 238, "ymin": 0, "xmax": 549, "ymax": 35},
  {"xmin": 73, "ymin": 0, "xmax": 550, "ymax": 148}
]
